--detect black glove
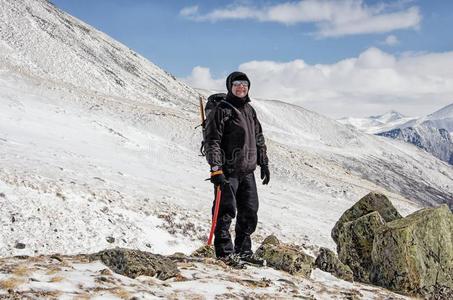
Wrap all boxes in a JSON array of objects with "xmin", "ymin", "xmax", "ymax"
[
  {"xmin": 260, "ymin": 165, "xmax": 270, "ymax": 185},
  {"xmin": 210, "ymin": 170, "xmax": 227, "ymax": 186}
]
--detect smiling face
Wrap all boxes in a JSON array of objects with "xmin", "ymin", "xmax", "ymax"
[{"xmin": 231, "ymin": 80, "xmax": 249, "ymax": 98}]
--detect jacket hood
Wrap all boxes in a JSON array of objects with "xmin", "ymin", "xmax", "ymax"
[
  {"xmin": 226, "ymin": 71, "xmax": 251, "ymax": 93},
  {"xmin": 225, "ymin": 71, "xmax": 251, "ymax": 107}
]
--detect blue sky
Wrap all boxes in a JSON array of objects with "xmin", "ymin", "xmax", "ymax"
[{"xmin": 52, "ymin": 0, "xmax": 453, "ymax": 117}]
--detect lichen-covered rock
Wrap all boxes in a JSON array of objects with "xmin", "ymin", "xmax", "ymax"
[
  {"xmin": 332, "ymin": 192, "xmax": 401, "ymax": 243},
  {"xmin": 337, "ymin": 211, "xmax": 385, "ymax": 283},
  {"xmin": 315, "ymin": 247, "xmax": 353, "ymax": 282},
  {"xmin": 371, "ymin": 205, "xmax": 453, "ymax": 297},
  {"xmin": 255, "ymin": 235, "xmax": 314, "ymax": 277},
  {"xmin": 191, "ymin": 245, "xmax": 215, "ymax": 259},
  {"xmin": 262, "ymin": 235, "xmax": 280, "ymax": 246},
  {"xmin": 89, "ymin": 248, "xmax": 179, "ymax": 280}
]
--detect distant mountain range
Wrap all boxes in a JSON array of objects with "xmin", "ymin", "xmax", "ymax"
[
  {"xmin": 338, "ymin": 111, "xmax": 417, "ymax": 134},
  {"xmin": 338, "ymin": 104, "xmax": 453, "ymax": 165}
]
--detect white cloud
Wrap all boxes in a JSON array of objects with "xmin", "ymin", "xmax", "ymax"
[
  {"xmin": 318, "ymin": 6, "xmax": 421, "ymax": 37},
  {"xmin": 180, "ymin": 0, "xmax": 422, "ymax": 37},
  {"xmin": 183, "ymin": 48, "xmax": 453, "ymax": 118},
  {"xmin": 180, "ymin": 5, "xmax": 199, "ymax": 17},
  {"xmin": 383, "ymin": 35, "xmax": 399, "ymax": 46},
  {"xmin": 181, "ymin": 66, "xmax": 224, "ymax": 91}
]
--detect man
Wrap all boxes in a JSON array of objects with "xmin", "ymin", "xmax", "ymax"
[{"xmin": 204, "ymin": 71, "xmax": 270, "ymax": 266}]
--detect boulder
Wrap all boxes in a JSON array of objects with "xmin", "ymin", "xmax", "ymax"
[
  {"xmin": 262, "ymin": 234, "xmax": 280, "ymax": 246},
  {"xmin": 191, "ymin": 245, "xmax": 216, "ymax": 259},
  {"xmin": 332, "ymin": 192, "xmax": 401, "ymax": 244},
  {"xmin": 89, "ymin": 248, "xmax": 179, "ymax": 280},
  {"xmin": 255, "ymin": 235, "xmax": 314, "ymax": 277},
  {"xmin": 337, "ymin": 211, "xmax": 385, "ymax": 283},
  {"xmin": 371, "ymin": 205, "xmax": 453, "ymax": 297},
  {"xmin": 315, "ymin": 247, "xmax": 353, "ymax": 282}
]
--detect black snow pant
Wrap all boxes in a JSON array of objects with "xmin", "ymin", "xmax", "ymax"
[{"xmin": 212, "ymin": 172, "xmax": 259, "ymax": 258}]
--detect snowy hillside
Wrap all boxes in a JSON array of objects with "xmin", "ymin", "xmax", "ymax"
[
  {"xmin": 1, "ymin": 0, "xmax": 453, "ymax": 298},
  {"xmin": 0, "ymin": 0, "xmax": 198, "ymax": 109},
  {"xmin": 429, "ymin": 103, "xmax": 453, "ymax": 119},
  {"xmin": 337, "ymin": 111, "xmax": 417, "ymax": 134},
  {"xmin": 2, "ymin": 0, "xmax": 452, "ymax": 256},
  {"xmin": 340, "ymin": 104, "xmax": 453, "ymax": 165},
  {"xmin": 338, "ymin": 104, "xmax": 453, "ymax": 136},
  {"xmin": 398, "ymin": 102, "xmax": 453, "ymax": 132},
  {"xmin": 378, "ymin": 125, "xmax": 453, "ymax": 165}
]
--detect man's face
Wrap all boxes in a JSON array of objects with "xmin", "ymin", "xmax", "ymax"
[{"xmin": 231, "ymin": 80, "xmax": 249, "ymax": 98}]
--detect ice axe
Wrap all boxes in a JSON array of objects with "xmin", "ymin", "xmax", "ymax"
[{"xmin": 207, "ymin": 184, "xmax": 222, "ymax": 246}]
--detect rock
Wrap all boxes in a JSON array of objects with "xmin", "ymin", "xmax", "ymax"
[
  {"xmin": 315, "ymin": 247, "xmax": 353, "ymax": 282},
  {"xmin": 337, "ymin": 211, "xmax": 385, "ymax": 283},
  {"xmin": 15, "ymin": 242, "xmax": 26, "ymax": 249},
  {"xmin": 89, "ymin": 248, "xmax": 179, "ymax": 280},
  {"xmin": 191, "ymin": 245, "xmax": 215, "ymax": 259},
  {"xmin": 255, "ymin": 235, "xmax": 314, "ymax": 277},
  {"xmin": 262, "ymin": 235, "xmax": 280, "ymax": 246},
  {"xmin": 99, "ymin": 268, "xmax": 112, "ymax": 276},
  {"xmin": 106, "ymin": 236, "xmax": 115, "ymax": 243},
  {"xmin": 332, "ymin": 192, "xmax": 401, "ymax": 243},
  {"xmin": 371, "ymin": 205, "xmax": 453, "ymax": 297},
  {"xmin": 170, "ymin": 252, "xmax": 187, "ymax": 259}
]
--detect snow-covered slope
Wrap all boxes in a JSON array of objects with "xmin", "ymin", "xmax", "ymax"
[
  {"xmin": 378, "ymin": 125, "xmax": 453, "ymax": 164},
  {"xmin": 1, "ymin": 0, "xmax": 452, "ymax": 297},
  {"xmin": 338, "ymin": 104, "xmax": 453, "ymax": 135},
  {"xmin": 398, "ymin": 103, "xmax": 453, "ymax": 132},
  {"xmin": 340, "ymin": 104, "xmax": 453, "ymax": 165},
  {"xmin": 337, "ymin": 111, "xmax": 417, "ymax": 134},
  {"xmin": 1, "ymin": 0, "xmax": 452, "ymax": 256},
  {"xmin": 0, "ymin": 0, "xmax": 198, "ymax": 109}
]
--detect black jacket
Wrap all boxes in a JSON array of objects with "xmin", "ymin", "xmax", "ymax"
[{"xmin": 204, "ymin": 72, "xmax": 269, "ymax": 175}]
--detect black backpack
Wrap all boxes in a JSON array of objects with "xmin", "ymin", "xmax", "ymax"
[{"xmin": 199, "ymin": 93, "xmax": 234, "ymax": 156}]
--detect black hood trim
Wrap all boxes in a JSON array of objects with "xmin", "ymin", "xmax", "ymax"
[{"xmin": 225, "ymin": 71, "xmax": 251, "ymax": 108}]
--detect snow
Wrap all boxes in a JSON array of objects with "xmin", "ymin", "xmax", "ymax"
[
  {"xmin": 339, "ymin": 103, "xmax": 453, "ymax": 134},
  {"xmin": 378, "ymin": 125, "xmax": 453, "ymax": 164},
  {"xmin": 0, "ymin": 255, "xmax": 411, "ymax": 299},
  {"xmin": 427, "ymin": 102, "xmax": 453, "ymax": 119},
  {"xmin": 337, "ymin": 111, "xmax": 417, "ymax": 134},
  {"xmin": 338, "ymin": 104, "xmax": 453, "ymax": 165},
  {"xmin": 0, "ymin": 0, "xmax": 452, "ymax": 298}
]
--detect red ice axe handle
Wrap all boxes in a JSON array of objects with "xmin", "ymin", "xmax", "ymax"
[{"xmin": 207, "ymin": 185, "xmax": 222, "ymax": 246}]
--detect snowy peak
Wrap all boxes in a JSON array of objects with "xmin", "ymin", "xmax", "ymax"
[
  {"xmin": 0, "ymin": 0, "xmax": 198, "ymax": 108},
  {"xmin": 372, "ymin": 111, "xmax": 406, "ymax": 123},
  {"xmin": 375, "ymin": 103, "xmax": 453, "ymax": 165},
  {"xmin": 395, "ymin": 102, "xmax": 453, "ymax": 132},
  {"xmin": 418, "ymin": 103, "xmax": 453, "ymax": 132},
  {"xmin": 339, "ymin": 104, "xmax": 453, "ymax": 164},
  {"xmin": 427, "ymin": 103, "xmax": 453, "ymax": 120},
  {"xmin": 337, "ymin": 111, "xmax": 415, "ymax": 134}
]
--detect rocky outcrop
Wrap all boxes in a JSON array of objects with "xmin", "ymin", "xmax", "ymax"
[
  {"xmin": 371, "ymin": 205, "xmax": 453, "ymax": 297},
  {"xmin": 315, "ymin": 247, "xmax": 353, "ymax": 282},
  {"xmin": 89, "ymin": 248, "xmax": 179, "ymax": 280},
  {"xmin": 332, "ymin": 192, "xmax": 453, "ymax": 298},
  {"xmin": 191, "ymin": 245, "xmax": 216, "ymax": 259},
  {"xmin": 331, "ymin": 192, "xmax": 402, "ymax": 243},
  {"xmin": 255, "ymin": 235, "xmax": 314, "ymax": 277},
  {"xmin": 337, "ymin": 211, "xmax": 385, "ymax": 283}
]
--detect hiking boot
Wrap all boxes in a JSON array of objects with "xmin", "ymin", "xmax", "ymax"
[
  {"xmin": 239, "ymin": 253, "xmax": 266, "ymax": 267},
  {"xmin": 219, "ymin": 254, "xmax": 247, "ymax": 269}
]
